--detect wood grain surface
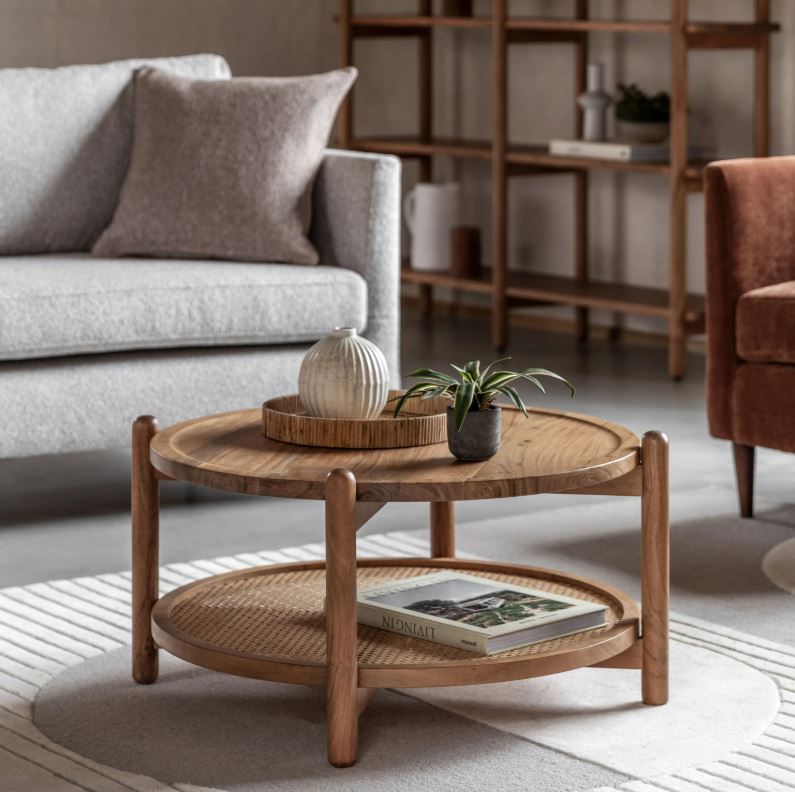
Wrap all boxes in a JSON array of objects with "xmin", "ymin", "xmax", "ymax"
[{"xmin": 151, "ymin": 406, "xmax": 639, "ymax": 502}]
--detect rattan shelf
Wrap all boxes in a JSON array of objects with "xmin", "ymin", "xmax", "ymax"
[{"xmin": 152, "ymin": 558, "xmax": 638, "ymax": 689}]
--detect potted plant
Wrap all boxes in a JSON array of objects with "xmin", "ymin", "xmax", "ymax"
[
  {"xmin": 392, "ymin": 358, "xmax": 574, "ymax": 462},
  {"xmin": 615, "ymin": 83, "xmax": 670, "ymax": 143}
]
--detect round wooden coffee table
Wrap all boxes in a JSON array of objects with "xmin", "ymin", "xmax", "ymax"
[{"xmin": 131, "ymin": 407, "xmax": 669, "ymax": 768}]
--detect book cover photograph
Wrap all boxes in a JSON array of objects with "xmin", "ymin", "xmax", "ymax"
[{"xmin": 358, "ymin": 572, "xmax": 607, "ymax": 656}]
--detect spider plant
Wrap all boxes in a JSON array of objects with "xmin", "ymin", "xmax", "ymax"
[{"xmin": 392, "ymin": 358, "xmax": 575, "ymax": 430}]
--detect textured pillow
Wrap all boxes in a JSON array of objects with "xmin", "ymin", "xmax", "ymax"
[{"xmin": 93, "ymin": 66, "xmax": 357, "ymax": 265}]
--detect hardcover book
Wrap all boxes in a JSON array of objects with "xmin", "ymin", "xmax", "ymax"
[
  {"xmin": 548, "ymin": 138, "xmax": 700, "ymax": 163},
  {"xmin": 357, "ymin": 571, "xmax": 607, "ymax": 656}
]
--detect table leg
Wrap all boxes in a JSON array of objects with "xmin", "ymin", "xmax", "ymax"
[
  {"xmin": 325, "ymin": 469, "xmax": 359, "ymax": 767},
  {"xmin": 430, "ymin": 501, "xmax": 455, "ymax": 558},
  {"xmin": 132, "ymin": 416, "xmax": 160, "ymax": 684},
  {"xmin": 641, "ymin": 431, "xmax": 669, "ymax": 705}
]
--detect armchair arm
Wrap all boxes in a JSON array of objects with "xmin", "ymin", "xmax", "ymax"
[
  {"xmin": 705, "ymin": 156, "xmax": 795, "ymax": 439},
  {"xmin": 310, "ymin": 149, "xmax": 402, "ymax": 385}
]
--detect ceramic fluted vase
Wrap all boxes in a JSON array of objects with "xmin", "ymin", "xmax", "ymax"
[
  {"xmin": 577, "ymin": 62, "xmax": 612, "ymax": 142},
  {"xmin": 298, "ymin": 327, "xmax": 390, "ymax": 420}
]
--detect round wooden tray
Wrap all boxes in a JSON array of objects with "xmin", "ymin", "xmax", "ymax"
[
  {"xmin": 151, "ymin": 558, "xmax": 639, "ymax": 689},
  {"xmin": 261, "ymin": 390, "xmax": 448, "ymax": 449}
]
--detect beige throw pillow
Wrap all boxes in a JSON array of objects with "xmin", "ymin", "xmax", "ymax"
[{"xmin": 93, "ymin": 66, "xmax": 357, "ymax": 264}]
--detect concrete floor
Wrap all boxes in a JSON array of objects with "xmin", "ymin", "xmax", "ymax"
[{"xmin": 1, "ymin": 308, "xmax": 793, "ymax": 587}]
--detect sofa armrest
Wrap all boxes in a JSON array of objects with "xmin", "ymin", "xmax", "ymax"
[
  {"xmin": 310, "ymin": 149, "xmax": 402, "ymax": 385},
  {"xmin": 705, "ymin": 156, "xmax": 795, "ymax": 439}
]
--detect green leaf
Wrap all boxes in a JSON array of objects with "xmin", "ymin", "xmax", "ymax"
[
  {"xmin": 479, "ymin": 357, "xmax": 512, "ymax": 383},
  {"xmin": 404, "ymin": 368, "xmax": 458, "ymax": 385},
  {"xmin": 450, "ymin": 364, "xmax": 474, "ymax": 383},
  {"xmin": 453, "ymin": 380, "xmax": 476, "ymax": 430},
  {"xmin": 464, "ymin": 360, "xmax": 480, "ymax": 380},
  {"xmin": 480, "ymin": 371, "xmax": 518, "ymax": 391},
  {"xmin": 496, "ymin": 385, "xmax": 529, "ymax": 418},
  {"xmin": 421, "ymin": 384, "xmax": 453, "ymax": 399},
  {"xmin": 519, "ymin": 368, "xmax": 575, "ymax": 397},
  {"xmin": 391, "ymin": 383, "xmax": 440, "ymax": 417},
  {"xmin": 513, "ymin": 373, "xmax": 546, "ymax": 393}
]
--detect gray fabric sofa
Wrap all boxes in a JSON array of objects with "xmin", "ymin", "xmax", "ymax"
[{"xmin": 0, "ymin": 55, "xmax": 400, "ymax": 458}]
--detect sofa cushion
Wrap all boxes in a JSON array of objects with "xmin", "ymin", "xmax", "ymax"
[
  {"xmin": 93, "ymin": 66, "xmax": 357, "ymax": 265},
  {"xmin": 0, "ymin": 255, "xmax": 366, "ymax": 361},
  {"xmin": 736, "ymin": 280, "xmax": 795, "ymax": 364},
  {"xmin": 0, "ymin": 55, "xmax": 230, "ymax": 256}
]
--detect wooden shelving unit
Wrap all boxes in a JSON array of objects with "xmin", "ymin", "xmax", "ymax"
[{"xmin": 338, "ymin": 1, "xmax": 778, "ymax": 378}]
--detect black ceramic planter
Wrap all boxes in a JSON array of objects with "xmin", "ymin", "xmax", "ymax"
[{"xmin": 446, "ymin": 406, "xmax": 502, "ymax": 462}]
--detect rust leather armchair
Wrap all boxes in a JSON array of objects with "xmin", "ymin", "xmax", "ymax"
[{"xmin": 705, "ymin": 156, "xmax": 795, "ymax": 517}]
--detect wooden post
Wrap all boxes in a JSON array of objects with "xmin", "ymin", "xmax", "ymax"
[
  {"xmin": 430, "ymin": 501, "xmax": 456, "ymax": 557},
  {"xmin": 753, "ymin": 0, "xmax": 770, "ymax": 157},
  {"xmin": 491, "ymin": 0, "xmax": 508, "ymax": 351},
  {"xmin": 574, "ymin": 2, "xmax": 589, "ymax": 343},
  {"xmin": 418, "ymin": 0, "xmax": 434, "ymax": 315},
  {"xmin": 641, "ymin": 431, "xmax": 669, "ymax": 705},
  {"xmin": 338, "ymin": 0, "xmax": 353, "ymax": 149},
  {"xmin": 668, "ymin": 0, "xmax": 688, "ymax": 379},
  {"xmin": 132, "ymin": 416, "xmax": 160, "ymax": 684},
  {"xmin": 733, "ymin": 443, "xmax": 755, "ymax": 518},
  {"xmin": 325, "ymin": 468, "xmax": 360, "ymax": 767}
]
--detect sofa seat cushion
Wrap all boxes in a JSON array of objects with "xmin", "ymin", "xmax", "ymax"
[
  {"xmin": 0, "ymin": 255, "xmax": 366, "ymax": 361},
  {"xmin": 736, "ymin": 280, "xmax": 795, "ymax": 364}
]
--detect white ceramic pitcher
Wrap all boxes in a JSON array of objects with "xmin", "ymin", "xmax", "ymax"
[{"xmin": 403, "ymin": 182, "xmax": 461, "ymax": 271}]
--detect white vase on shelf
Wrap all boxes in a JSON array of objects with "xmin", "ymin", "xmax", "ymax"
[
  {"xmin": 298, "ymin": 328, "xmax": 390, "ymax": 420},
  {"xmin": 577, "ymin": 63, "xmax": 612, "ymax": 142}
]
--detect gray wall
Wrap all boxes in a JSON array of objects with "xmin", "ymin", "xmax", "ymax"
[
  {"xmin": 0, "ymin": 0, "xmax": 338, "ymax": 75},
  {"xmin": 3, "ymin": 0, "xmax": 793, "ymax": 333}
]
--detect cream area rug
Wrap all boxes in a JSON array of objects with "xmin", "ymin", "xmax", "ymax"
[{"xmin": 1, "ymin": 532, "xmax": 794, "ymax": 792}]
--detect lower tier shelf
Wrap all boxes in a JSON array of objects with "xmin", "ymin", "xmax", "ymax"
[
  {"xmin": 151, "ymin": 558, "xmax": 639, "ymax": 689},
  {"xmin": 401, "ymin": 266, "xmax": 705, "ymax": 330}
]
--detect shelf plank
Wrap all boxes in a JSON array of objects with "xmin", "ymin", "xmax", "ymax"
[
  {"xmin": 507, "ymin": 17, "xmax": 671, "ymax": 33},
  {"xmin": 351, "ymin": 15, "xmax": 491, "ymax": 34},
  {"xmin": 350, "ymin": 16, "xmax": 778, "ymax": 50},
  {"xmin": 352, "ymin": 135, "xmax": 492, "ymax": 160},
  {"xmin": 506, "ymin": 271, "xmax": 704, "ymax": 323},
  {"xmin": 351, "ymin": 136, "xmax": 710, "ymax": 189},
  {"xmin": 509, "ymin": 143, "xmax": 670, "ymax": 175},
  {"xmin": 401, "ymin": 266, "xmax": 705, "ymax": 327},
  {"xmin": 686, "ymin": 21, "xmax": 780, "ymax": 49},
  {"xmin": 401, "ymin": 265, "xmax": 493, "ymax": 294}
]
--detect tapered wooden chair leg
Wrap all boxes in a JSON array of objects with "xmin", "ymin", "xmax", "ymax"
[
  {"xmin": 325, "ymin": 469, "xmax": 360, "ymax": 767},
  {"xmin": 430, "ymin": 501, "xmax": 455, "ymax": 558},
  {"xmin": 132, "ymin": 416, "xmax": 160, "ymax": 684},
  {"xmin": 641, "ymin": 431, "xmax": 669, "ymax": 705},
  {"xmin": 733, "ymin": 443, "xmax": 755, "ymax": 518}
]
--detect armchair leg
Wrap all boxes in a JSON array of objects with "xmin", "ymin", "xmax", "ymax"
[{"xmin": 733, "ymin": 443, "xmax": 755, "ymax": 518}]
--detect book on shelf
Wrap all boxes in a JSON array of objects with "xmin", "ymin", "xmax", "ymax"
[
  {"xmin": 549, "ymin": 138, "xmax": 700, "ymax": 163},
  {"xmin": 357, "ymin": 571, "xmax": 607, "ymax": 656}
]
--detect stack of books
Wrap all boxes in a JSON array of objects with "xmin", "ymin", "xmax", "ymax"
[{"xmin": 357, "ymin": 570, "xmax": 607, "ymax": 656}]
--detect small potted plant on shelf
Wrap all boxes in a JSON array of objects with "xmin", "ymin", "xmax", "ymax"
[
  {"xmin": 615, "ymin": 83, "xmax": 671, "ymax": 144},
  {"xmin": 392, "ymin": 359, "xmax": 574, "ymax": 462}
]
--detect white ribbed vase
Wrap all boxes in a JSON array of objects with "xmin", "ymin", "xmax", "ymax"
[{"xmin": 298, "ymin": 327, "xmax": 390, "ymax": 419}]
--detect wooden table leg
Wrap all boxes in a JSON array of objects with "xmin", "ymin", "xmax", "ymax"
[
  {"xmin": 132, "ymin": 416, "xmax": 160, "ymax": 684},
  {"xmin": 641, "ymin": 431, "xmax": 669, "ymax": 705},
  {"xmin": 325, "ymin": 469, "xmax": 360, "ymax": 767},
  {"xmin": 430, "ymin": 501, "xmax": 455, "ymax": 558}
]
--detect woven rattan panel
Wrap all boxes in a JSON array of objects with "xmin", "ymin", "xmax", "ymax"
[{"xmin": 169, "ymin": 566, "xmax": 622, "ymax": 666}]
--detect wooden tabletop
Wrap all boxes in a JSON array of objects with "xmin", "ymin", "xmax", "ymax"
[{"xmin": 150, "ymin": 406, "xmax": 638, "ymax": 502}]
